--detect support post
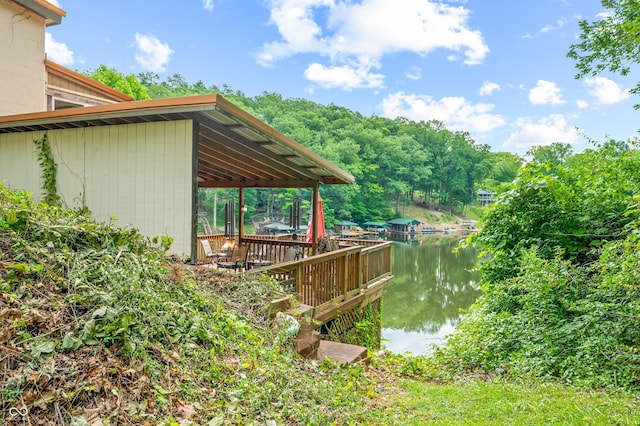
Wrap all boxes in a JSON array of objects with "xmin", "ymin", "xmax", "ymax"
[{"xmin": 238, "ymin": 187, "xmax": 244, "ymax": 242}]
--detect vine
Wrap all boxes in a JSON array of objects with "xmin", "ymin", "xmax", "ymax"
[
  {"xmin": 33, "ymin": 133, "xmax": 60, "ymax": 206},
  {"xmin": 327, "ymin": 300, "xmax": 383, "ymax": 349}
]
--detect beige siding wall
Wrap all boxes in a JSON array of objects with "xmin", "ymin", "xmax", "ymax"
[
  {"xmin": 0, "ymin": 121, "xmax": 195, "ymax": 257},
  {"xmin": 0, "ymin": 3, "xmax": 47, "ymax": 115},
  {"xmin": 0, "ymin": 132, "xmax": 41, "ymax": 193}
]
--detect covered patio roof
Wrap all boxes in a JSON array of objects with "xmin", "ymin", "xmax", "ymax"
[{"xmin": 0, "ymin": 94, "xmax": 355, "ymax": 188}]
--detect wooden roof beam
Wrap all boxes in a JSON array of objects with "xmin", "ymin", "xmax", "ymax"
[
  {"xmin": 198, "ymin": 126, "xmax": 300, "ymax": 181},
  {"xmin": 197, "ymin": 115, "xmax": 324, "ymax": 182}
]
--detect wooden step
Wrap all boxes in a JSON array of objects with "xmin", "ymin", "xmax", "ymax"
[
  {"xmin": 316, "ymin": 340, "xmax": 368, "ymax": 364},
  {"xmin": 296, "ymin": 330, "xmax": 320, "ymax": 359}
]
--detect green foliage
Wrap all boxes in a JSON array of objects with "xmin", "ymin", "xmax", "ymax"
[
  {"xmin": 445, "ymin": 141, "xmax": 640, "ymax": 392},
  {"xmin": 527, "ymin": 142, "xmax": 573, "ymax": 167},
  {"xmin": 337, "ymin": 303, "xmax": 382, "ymax": 350},
  {"xmin": 568, "ymin": 0, "xmax": 640, "ymax": 108},
  {"xmin": 470, "ymin": 140, "xmax": 640, "ymax": 283},
  {"xmin": 33, "ymin": 133, "xmax": 60, "ymax": 206},
  {"xmin": 83, "ymin": 65, "xmax": 151, "ymax": 100}
]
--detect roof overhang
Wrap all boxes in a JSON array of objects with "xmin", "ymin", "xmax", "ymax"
[
  {"xmin": 12, "ymin": 0, "xmax": 66, "ymax": 26},
  {"xmin": 0, "ymin": 94, "xmax": 355, "ymax": 188},
  {"xmin": 45, "ymin": 60, "xmax": 135, "ymax": 103}
]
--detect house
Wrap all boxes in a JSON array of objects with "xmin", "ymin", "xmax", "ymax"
[
  {"xmin": 334, "ymin": 220, "xmax": 361, "ymax": 236},
  {"xmin": 2, "ymin": 1, "xmax": 131, "ymax": 116},
  {"xmin": 0, "ymin": 0, "xmax": 354, "ymax": 261},
  {"xmin": 387, "ymin": 218, "xmax": 421, "ymax": 234},
  {"xmin": 1, "ymin": 0, "xmax": 64, "ymax": 116},
  {"xmin": 361, "ymin": 221, "xmax": 388, "ymax": 234},
  {"xmin": 477, "ymin": 189, "xmax": 494, "ymax": 206}
]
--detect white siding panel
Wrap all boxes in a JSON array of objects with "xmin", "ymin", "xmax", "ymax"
[
  {"xmin": 0, "ymin": 121, "xmax": 194, "ymax": 257},
  {"xmin": 52, "ymin": 129, "xmax": 86, "ymax": 207},
  {"xmin": 0, "ymin": 131, "xmax": 43, "ymax": 195}
]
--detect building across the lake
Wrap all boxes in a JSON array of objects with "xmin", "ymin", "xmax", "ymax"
[
  {"xmin": 361, "ymin": 221, "xmax": 388, "ymax": 234},
  {"xmin": 334, "ymin": 220, "xmax": 361, "ymax": 236},
  {"xmin": 387, "ymin": 218, "xmax": 421, "ymax": 234},
  {"xmin": 477, "ymin": 189, "xmax": 494, "ymax": 206}
]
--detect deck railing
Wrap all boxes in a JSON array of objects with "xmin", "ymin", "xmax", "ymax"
[
  {"xmin": 256, "ymin": 241, "xmax": 393, "ymax": 313},
  {"xmin": 196, "ymin": 234, "xmax": 308, "ymax": 264},
  {"xmin": 197, "ymin": 234, "xmax": 393, "ymax": 316},
  {"xmin": 241, "ymin": 236, "xmax": 313, "ymax": 266},
  {"xmin": 360, "ymin": 241, "xmax": 393, "ymax": 286}
]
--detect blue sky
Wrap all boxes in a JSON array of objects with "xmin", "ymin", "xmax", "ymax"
[{"xmin": 45, "ymin": 0, "xmax": 639, "ymax": 155}]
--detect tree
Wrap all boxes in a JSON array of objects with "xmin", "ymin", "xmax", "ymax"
[
  {"xmin": 103, "ymin": 70, "xmax": 512, "ymax": 220},
  {"xmin": 83, "ymin": 65, "xmax": 150, "ymax": 100},
  {"xmin": 526, "ymin": 142, "xmax": 573, "ymax": 167},
  {"xmin": 442, "ymin": 141, "xmax": 640, "ymax": 391},
  {"xmin": 567, "ymin": 0, "xmax": 640, "ymax": 107}
]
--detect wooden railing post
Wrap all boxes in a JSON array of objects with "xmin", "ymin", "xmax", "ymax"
[
  {"xmin": 295, "ymin": 263, "xmax": 303, "ymax": 303},
  {"xmin": 343, "ymin": 254, "xmax": 349, "ymax": 299},
  {"xmin": 356, "ymin": 250, "xmax": 363, "ymax": 290}
]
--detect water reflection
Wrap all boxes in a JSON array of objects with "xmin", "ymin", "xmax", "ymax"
[{"xmin": 382, "ymin": 235, "xmax": 481, "ymax": 355}]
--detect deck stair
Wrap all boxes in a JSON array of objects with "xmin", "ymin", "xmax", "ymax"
[
  {"xmin": 295, "ymin": 329, "xmax": 368, "ymax": 364},
  {"xmin": 316, "ymin": 340, "xmax": 368, "ymax": 364},
  {"xmin": 296, "ymin": 330, "xmax": 321, "ymax": 359},
  {"xmin": 269, "ymin": 298, "xmax": 369, "ymax": 364}
]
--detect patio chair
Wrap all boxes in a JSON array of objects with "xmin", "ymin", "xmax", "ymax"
[
  {"xmin": 200, "ymin": 239, "xmax": 231, "ymax": 264},
  {"xmin": 216, "ymin": 244, "xmax": 249, "ymax": 272},
  {"xmin": 282, "ymin": 245, "xmax": 301, "ymax": 262}
]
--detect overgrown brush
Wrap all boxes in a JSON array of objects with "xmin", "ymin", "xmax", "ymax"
[
  {"xmin": 440, "ymin": 141, "xmax": 640, "ymax": 393},
  {"xmin": 0, "ymin": 185, "xmax": 399, "ymax": 424}
]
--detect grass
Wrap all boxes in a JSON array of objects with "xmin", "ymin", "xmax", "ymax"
[{"xmin": 392, "ymin": 379, "xmax": 640, "ymax": 425}]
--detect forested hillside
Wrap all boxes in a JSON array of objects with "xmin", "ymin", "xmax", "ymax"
[{"xmin": 87, "ymin": 67, "xmax": 522, "ymax": 226}]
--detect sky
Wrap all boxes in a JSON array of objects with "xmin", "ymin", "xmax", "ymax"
[{"xmin": 44, "ymin": 0, "xmax": 640, "ymax": 155}]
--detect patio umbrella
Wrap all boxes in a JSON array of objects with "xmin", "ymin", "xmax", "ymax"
[{"xmin": 306, "ymin": 192, "xmax": 326, "ymax": 243}]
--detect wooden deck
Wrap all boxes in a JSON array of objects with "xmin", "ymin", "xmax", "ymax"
[
  {"xmin": 196, "ymin": 234, "xmax": 394, "ymax": 323},
  {"xmin": 251, "ymin": 239, "xmax": 393, "ymax": 323}
]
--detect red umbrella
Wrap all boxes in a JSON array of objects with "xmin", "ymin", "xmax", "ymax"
[{"xmin": 306, "ymin": 192, "xmax": 326, "ymax": 243}]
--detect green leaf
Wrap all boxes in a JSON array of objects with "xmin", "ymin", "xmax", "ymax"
[
  {"xmin": 30, "ymin": 339, "xmax": 56, "ymax": 358},
  {"xmin": 208, "ymin": 415, "xmax": 225, "ymax": 426},
  {"xmin": 62, "ymin": 332, "xmax": 82, "ymax": 351}
]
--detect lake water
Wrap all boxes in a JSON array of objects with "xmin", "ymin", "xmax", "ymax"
[{"xmin": 381, "ymin": 234, "xmax": 482, "ymax": 355}]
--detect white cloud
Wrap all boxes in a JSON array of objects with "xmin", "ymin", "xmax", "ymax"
[
  {"xmin": 405, "ymin": 66, "xmax": 422, "ymax": 81},
  {"xmin": 45, "ymin": 32, "xmax": 74, "ymax": 66},
  {"xmin": 46, "ymin": 0, "xmax": 62, "ymax": 7},
  {"xmin": 203, "ymin": 0, "xmax": 214, "ymax": 12},
  {"xmin": 522, "ymin": 18, "xmax": 567, "ymax": 38},
  {"xmin": 133, "ymin": 33, "xmax": 173, "ymax": 72},
  {"xmin": 305, "ymin": 63, "xmax": 385, "ymax": 89},
  {"xmin": 257, "ymin": 0, "xmax": 489, "ymax": 89},
  {"xmin": 576, "ymin": 99, "xmax": 589, "ymax": 109},
  {"xmin": 479, "ymin": 81, "xmax": 500, "ymax": 96},
  {"xmin": 529, "ymin": 80, "xmax": 565, "ymax": 105},
  {"xmin": 596, "ymin": 11, "xmax": 613, "ymax": 19},
  {"xmin": 502, "ymin": 114, "xmax": 579, "ymax": 151},
  {"xmin": 584, "ymin": 77, "xmax": 630, "ymax": 105},
  {"xmin": 540, "ymin": 18, "xmax": 567, "ymax": 33},
  {"xmin": 380, "ymin": 92, "xmax": 506, "ymax": 134}
]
